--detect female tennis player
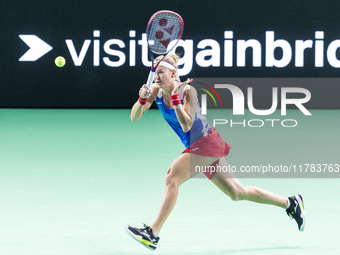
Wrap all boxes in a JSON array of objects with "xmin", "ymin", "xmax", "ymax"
[{"xmin": 125, "ymin": 54, "xmax": 305, "ymax": 251}]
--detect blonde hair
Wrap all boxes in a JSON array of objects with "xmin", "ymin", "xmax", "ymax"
[{"xmin": 155, "ymin": 54, "xmax": 180, "ymax": 82}]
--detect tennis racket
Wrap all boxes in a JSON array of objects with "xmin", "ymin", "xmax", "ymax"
[{"xmin": 145, "ymin": 10, "xmax": 184, "ymax": 87}]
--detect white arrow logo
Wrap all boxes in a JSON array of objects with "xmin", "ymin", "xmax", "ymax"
[{"xmin": 19, "ymin": 35, "xmax": 53, "ymax": 61}]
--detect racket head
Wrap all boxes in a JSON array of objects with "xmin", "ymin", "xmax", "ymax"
[{"xmin": 146, "ymin": 10, "xmax": 184, "ymax": 55}]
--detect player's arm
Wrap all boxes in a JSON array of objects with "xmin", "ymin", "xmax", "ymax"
[
  {"xmin": 172, "ymin": 82, "xmax": 197, "ymax": 132},
  {"xmin": 131, "ymin": 84, "xmax": 159, "ymax": 121}
]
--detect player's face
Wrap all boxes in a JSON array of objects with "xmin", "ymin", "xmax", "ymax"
[{"xmin": 155, "ymin": 66, "xmax": 175, "ymax": 86}]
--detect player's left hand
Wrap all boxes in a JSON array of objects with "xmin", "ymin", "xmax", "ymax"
[{"xmin": 171, "ymin": 78, "xmax": 193, "ymax": 95}]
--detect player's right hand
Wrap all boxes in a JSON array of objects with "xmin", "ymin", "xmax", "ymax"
[{"xmin": 139, "ymin": 84, "xmax": 152, "ymax": 99}]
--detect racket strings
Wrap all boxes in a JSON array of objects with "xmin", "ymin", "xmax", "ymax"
[{"xmin": 147, "ymin": 12, "xmax": 183, "ymax": 54}]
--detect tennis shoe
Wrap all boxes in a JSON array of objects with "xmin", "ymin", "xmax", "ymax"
[
  {"xmin": 125, "ymin": 223, "xmax": 160, "ymax": 251},
  {"xmin": 286, "ymin": 194, "xmax": 306, "ymax": 231}
]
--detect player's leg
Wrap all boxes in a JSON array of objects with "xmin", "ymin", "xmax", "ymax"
[
  {"xmin": 125, "ymin": 153, "xmax": 219, "ymax": 250},
  {"xmin": 210, "ymin": 157, "xmax": 288, "ymax": 207},
  {"xmin": 210, "ymin": 157, "xmax": 305, "ymax": 231},
  {"xmin": 150, "ymin": 153, "xmax": 219, "ymax": 235}
]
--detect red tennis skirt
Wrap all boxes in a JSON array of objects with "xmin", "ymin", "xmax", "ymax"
[{"xmin": 182, "ymin": 128, "xmax": 231, "ymax": 179}]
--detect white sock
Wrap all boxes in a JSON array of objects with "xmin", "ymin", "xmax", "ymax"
[{"xmin": 286, "ymin": 198, "xmax": 291, "ymax": 209}]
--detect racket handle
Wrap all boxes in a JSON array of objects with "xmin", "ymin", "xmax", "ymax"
[{"xmin": 146, "ymin": 69, "xmax": 155, "ymax": 87}]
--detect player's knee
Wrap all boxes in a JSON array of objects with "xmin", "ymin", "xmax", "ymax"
[
  {"xmin": 164, "ymin": 176, "xmax": 179, "ymax": 189},
  {"xmin": 229, "ymin": 187, "xmax": 247, "ymax": 201},
  {"xmin": 164, "ymin": 167, "xmax": 180, "ymax": 188},
  {"xmin": 229, "ymin": 190, "xmax": 241, "ymax": 201}
]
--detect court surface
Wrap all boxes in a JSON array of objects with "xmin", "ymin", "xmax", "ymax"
[{"xmin": 0, "ymin": 109, "xmax": 339, "ymax": 255}]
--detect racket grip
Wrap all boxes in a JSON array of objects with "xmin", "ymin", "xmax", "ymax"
[{"xmin": 146, "ymin": 69, "xmax": 155, "ymax": 87}]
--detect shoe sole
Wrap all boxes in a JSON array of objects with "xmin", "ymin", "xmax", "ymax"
[
  {"xmin": 296, "ymin": 194, "xmax": 306, "ymax": 232},
  {"xmin": 124, "ymin": 225, "xmax": 157, "ymax": 251}
]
